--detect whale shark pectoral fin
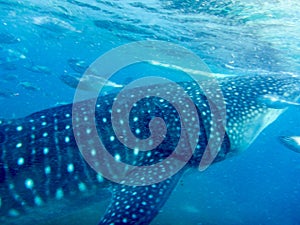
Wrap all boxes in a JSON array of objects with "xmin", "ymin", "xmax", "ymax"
[
  {"xmin": 279, "ymin": 136, "xmax": 300, "ymax": 153},
  {"xmin": 99, "ymin": 169, "xmax": 185, "ymax": 225}
]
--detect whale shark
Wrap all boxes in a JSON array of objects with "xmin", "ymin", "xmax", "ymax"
[{"xmin": 0, "ymin": 73, "xmax": 299, "ymax": 224}]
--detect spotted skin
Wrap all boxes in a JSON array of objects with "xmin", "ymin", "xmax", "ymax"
[
  {"xmin": 0, "ymin": 104, "xmax": 107, "ymax": 221},
  {"xmin": 100, "ymin": 170, "xmax": 185, "ymax": 225},
  {"xmin": 0, "ymin": 74, "xmax": 299, "ymax": 224}
]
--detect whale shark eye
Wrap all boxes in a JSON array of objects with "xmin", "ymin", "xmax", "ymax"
[{"xmin": 0, "ymin": 130, "xmax": 5, "ymax": 144}]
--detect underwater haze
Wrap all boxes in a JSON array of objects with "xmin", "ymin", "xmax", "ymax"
[{"xmin": 1, "ymin": 0, "xmax": 300, "ymax": 225}]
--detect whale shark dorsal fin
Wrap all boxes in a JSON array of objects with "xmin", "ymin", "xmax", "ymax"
[
  {"xmin": 99, "ymin": 169, "xmax": 184, "ymax": 225},
  {"xmin": 279, "ymin": 136, "xmax": 300, "ymax": 153}
]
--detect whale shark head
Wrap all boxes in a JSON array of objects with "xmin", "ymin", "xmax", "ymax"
[{"xmin": 217, "ymin": 73, "xmax": 300, "ymax": 155}]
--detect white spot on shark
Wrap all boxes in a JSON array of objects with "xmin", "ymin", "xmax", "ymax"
[
  {"xmin": 55, "ymin": 188, "xmax": 64, "ymax": 200},
  {"xmin": 114, "ymin": 154, "xmax": 121, "ymax": 161},
  {"xmin": 91, "ymin": 149, "xmax": 96, "ymax": 156},
  {"xmin": 16, "ymin": 143, "xmax": 22, "ymax": 148},
  {"xmin": 67, "ymin": 164, "xmax": 74, "ymax": 173},
  {"xmin": 78, "ymin": 182, "xmax": 87, "ymax": 192},
  {"xmin": 135, "ymin": 129, "xmax": 141, "ymax": 135},
  {"xmin": 16, "ymin": 126, "xmax": 23, "ymax": 131},
  {"xmin": 17, "ymin": 157, "xmax": 24, "ymax": 166},
  {"xmin": 43, "ymin": 147, "xmax": 49, "ymax": 155},
  {"xmin": 86, "ymin": 128, "xmax": 92, "ymax": 134},
  {"xmin": 133, "ymin": 147, "xmax": 139, "ymax": 155},
  {"xmin": 25, "ymin": 178, "xmax": 34, "ymax": 189},
  {"xmin": 65, "ymin": 136, "xmax": 70, "ymax": 143},
  {"xmin": 97, "ymin": 174, "xmax": 103, "ymax": 183},
  {"xmin": 34, "ymin": 196, "xmax": 43, "ymax": 206},
  {"xmin": 45, "ymin": 166, "xmax": 51, "ymax": 174}
]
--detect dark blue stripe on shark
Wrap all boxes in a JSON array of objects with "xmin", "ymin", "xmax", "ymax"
[
  {"xmin": 0, "ymin": 130, "xmax": 5, "ymax": 144},
  {"xmin": 0, "ymin": 166, "xmax": 5, "ymax": 183}
]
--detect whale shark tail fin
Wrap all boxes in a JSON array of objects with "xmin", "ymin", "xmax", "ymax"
[
  {"xmin": 99, "ymin": 169, "xmax": 185, "ymax": 225},
  {"xmin": 278, "ymin": 136, "xmax": 300, "ymax": 153}
]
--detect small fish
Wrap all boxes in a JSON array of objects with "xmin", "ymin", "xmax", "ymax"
[
  {"xmin": 59, "ymin": 73, "xmax": 81, "ymax": 89},
  {"xmin": 54, "ymin": 101, "xmax": 71, "ymax": 106},
  {"xmin": 32, "ymin": 16, "xmax": 81, "ymax": 33},
  {"xmin": 2, "ymin": 73, "xmax": 18, "ymax": 81},
  {"xmin": 60, "ymin": 73, "xmax": 123, "ymax": 91},
  {"xmin": 24, "ymin": 64, "xmax": 51, "ymax": 74},
  {"xmin": 0, "ymin": 62, "xmax": 17, "ymax": 70},
  {"xmin": 279, "ymin": 136, "xmax": 300, "ymax": 153},
  {"xmin": 68, "ymin": 58, "xmax": 89, "ymax": 73},
  {"xmin": 258, "ymin": 94, "xmax": 300, "ymax": 109},
  {"xmin": 0, "ymin": 89, "xmax": 17, "ymax": 98},
  {"xmin": 0, "ymin": 91, "xmax": 11, "ymax": 98},
  {"xmin": 0, "ymin": 32, "xmax": 20, "ymax": 44},
  {"xmin": 0, "ymin": 48, "xmax": 26, "ymax": 70},
  {"xmin": 18, "ymin": 81, "xmax": 41, "ymax": 91}
]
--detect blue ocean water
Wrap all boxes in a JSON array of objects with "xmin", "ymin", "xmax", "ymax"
[{"xmin": 0, "ymin": 0, "xmax": 300, "ymax": 225}]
